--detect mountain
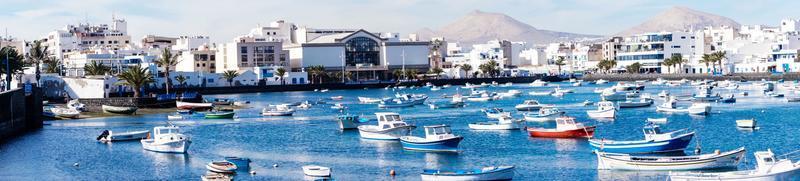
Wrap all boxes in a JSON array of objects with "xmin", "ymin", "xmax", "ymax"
[
  {"xmin": 616, "ymin": 6, "xmax": 740, "ymax": 36},
  {"xmin": 416, "ymin": 10, "xmax": 601, "ymax": 45}
]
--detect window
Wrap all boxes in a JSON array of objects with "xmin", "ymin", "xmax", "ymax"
[
  {"xmin": 672, "ymin": 45, "xmax": 681, "ymax": 48},
  {"xmin": 681, "ymin": 36, "xmax": 686, "ymax": 39},
  {"xmin": 240, "ymin": 46, "xmax": 248, "ymax": 53},
  {"xmin": 345, "ymin": 37, "xmax": 380, "ymax": 66}
]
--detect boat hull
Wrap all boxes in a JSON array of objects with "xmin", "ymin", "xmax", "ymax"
[
  {"xmin": 589, "ymin": 133, "xmax": 694, "ymax": 154},
  {"xmin": 587, "ymin": 109, "xmax": 616, "ymax": 118},
  {"xmin": 107, "ymin": 131, "xmax": 150, "ymax": 141},
  {"xmin": 102, "ymin": 105, "xmax": 138, "ymax": 114},
  {"xmin": 205, "ymin": 112, "xmax": 235, "ymax": 119},
  {"xmin": 669, "ymin": 166, "xmax": 800, "ymax": 181},
  {"xmin": 420, "ymin": 166, "xmax": 515, "ymax": 181},
  {"xmin": 468, "ymin": 122, "xmax": 519, "ymax": 130},
  {"xmin": 596, "ymin": 148, "xmax": 745, "ymax": 171},
  {"xmin": 141, "ymin": 139, "xmax": 191, "ymax": 153},
  {"xmin": 358, "ymin": 126, "xmax": 415, "ymax": 140},
  {"xmin": 261, "ymin": 111, "xmax": 294, "ymax": 116},
  {"xmin": 527, "ymin": 126, "xmax": 596, "ymax": 138},
  {"xmin": 400, "ymin": 136, "xmax": 463, "ymax": 152}
]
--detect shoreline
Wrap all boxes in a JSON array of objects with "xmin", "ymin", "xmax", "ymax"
[{"xmin": 580, "ymin": 72, "xmax": 800, "ymax": 81}]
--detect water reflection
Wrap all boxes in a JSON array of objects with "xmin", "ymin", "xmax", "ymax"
[
  {"xmin": 553, "ymin": 139, "xmax": 580, "ymax": 152},
  {"xmin": 423, "ymin": 152, "xmax": 461, "ymax": 169},
  {"xmin": 596, "ymin": 170, "xmax": 666, "ymax": 180}
]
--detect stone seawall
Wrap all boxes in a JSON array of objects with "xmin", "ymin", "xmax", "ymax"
[
  {"xmin": 581, "ymin": 73, "xmax": 800, "ymax": 82},
  {"xmin": 0, "ymin": 88, "xmax": 43, "ymax": 143}
]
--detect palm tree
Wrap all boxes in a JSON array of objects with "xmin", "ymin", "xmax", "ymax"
[
  {"xmin": 307, "ymin": 65, "xmax": 325, "ymax": 84},
  {"xmin": 459, "ymin": 64, "xmax": 472, "ymax": 78},
  {"xmin": 154, "ymin": 48, "xmax": 180, "ymax": 94},
  {"xmin": 596, "ymin": 59, "xmax": 608, "ymax": 74},
  {"xmin": 626, "ymin": 62, "xmax": 642, "ymax": 74},
  {"xmin": 26, "ymin": 40, "xmax": 49, "ymax": 83},
  {"xmin": 554, "ymin": 56, "xmax": 567, "ymax": 75},
  {"xmin": 701, "ymin": 54, "xmax": 715, "ymax": 74},
  {"xmin": 663, "ymin": 58, "xmax": 674, "ymax": 74},
  {"xmin": 116, "ymin": 65, "xmax": 154, "ymax": 98},
  {"xmin": 221, "ymin": 70, "xmax": 239, "ymax": 87},
  {"xmin": 712, "ymin": 51, "xmax": 727, "ymax": 74},
  {"xmin": 275, "ymin": 67, "xmax": 286, "ymax": 85},
  {"xmin": 430, "ymin": 67, "xmax": 443, "ymax": 78},
  {"xmin": 0, "ymin": 47, "xmax": 25, "ymax": 75},
  {"xmin": 42, "ymin": 57, "xmax": 61, "ymax": 74},
  {"xmin": 404, "ymin": 69, "xmax": 419, "ymax": 80},
  {"xmin": 393, "ymin": 69, "xmax": 405, "ymax": 80},
  {"xmin": 84, "ymin": 61, "xmax": 111, "ymax": 76},
  {"xmin": 174, "ymin": 75, "xmax": 188, "ymax": 87}
]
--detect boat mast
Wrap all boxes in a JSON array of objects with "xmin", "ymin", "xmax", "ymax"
[{"xmin": 341, "ymin": 51, "xmax": 345, "ymax": 83}]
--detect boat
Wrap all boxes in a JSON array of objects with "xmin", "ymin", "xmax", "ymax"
[
  {"xmin": 646, "ymin": 118, "xmax": 668, "ymax": 124},
  {"xmin": 658, "ymin": 97, "xmax": 710, "ymax": 115},
  {"xmin": 693, "ymin": 85, "xmax": 721, "ymax": 102},
  {"xmin": 378, "ymin": 99, "xmax": 416, "ymax": 108},
  {"xmin": 765, "ymin": 91, "xmax": 784, "ymax": 98},
  {"xmin": 530, "ymin": 80, "xmax": 548, "ymax": 87},
  {"xmin": 652, "ymin": 78, "xmax": 666, "ymax": 85},
  {"xmin": 600, "ymin": 89, "xmax": 628, "ymax": 101},
  {"xmin": 330, "ymin": 103, "xmax": 345, "ymax": 110},
  {"xmin": 261, "ymin": 104, "xmax": 295, "ymax": 116},
  {"xmin": 233, "ymin": 101, "xmax": 250, "ymax": 106},
  {"xmin": 320, "ymin": 89, "xmax": 329, "ymax": 92},
  {"xmin": 330, "ymin": 96, "xmax": 343, "ymax": 100},
  {"xmin": 167, "ymin": 114, "xmax": 186, "ymax": 120},
  {"xmin": 140, "ymin": 126, "xmax": 191, "ymax": 153},
  {"xmin": 357, "ymin": 112, "xmax": 416, "ymax": 140},
  {"xmin": 205, "ymin": 111, "xmax": 235, "ymax": 119},
  {"xmin": 420, "ymin": 166, "xmax": 515, "ymax": 181},
  {"xmin": 400, "ymin": 124, "xmax": 463, "ymax": 152},
  {"xmin": 523, "ymin": 107, "xmax": 565, "ymax": 122},
  {"xmin": 224, "ymin": 157, "xmax": 251, "ymax": 170},
  {"xmin": 515, "ymin": 100, "xmax": 548, "ymax": 111},
  {"xmin": 721, "ymin": 94, "xmax": 737, "ymax": 103},
  {"xmin": 176, "ymin": 101, "xmax": 213, "ymax": 110},
  {"xmin": 658, "ymin": 90, "xmax": 670, "ymax": 98},
  {"xmin": 596, "ymin": 79, "xmax": 609, "ymax": 84},
  {"xmin": 201, "ymin": 172, "xmax": 232, "ymax": 181},
  {"xmin": 96, "ymin": 130, "xmax": 149, "ymax": 142},
  {"xmin": 210, "ymin": 98, "xmax": 233, "ymax": 106},
  {"xmin": 50, "ymin": 107, "xmax": 80, "ymax": 119},
  {"xmin": 497, "ymin": 89, "xmax": 522, "ymax": 98},
  {"xmin": 102, "ymin": 105, "xmax": 138, "ymax": 114},
  {"xmin": 669, "ymin": 149, "xmax": 800, "ymax": 180},
  {"xmin": 465, "ymin": 92, "xmax": 496, "ymax": 102},
  {"xmin": 66, "ymin": 100, "xmax": 86, "ymax": 112},
  {"xmin": 527, "ymin": 117, "xmax": 595, "ymax": 138},
  {"xmin": 736, "ymin": 119, "xmax": 757, "ymax": 129},
  {"xmin": 442, "ymin": 84, "xmax": 451, "ymax": 88},
  {"xmin": 500, "ymin": 82, "xmax": 513, "ymax": 87},
  {"xmin": 430, "ymin": 86, "xmax": 441, "ymax": 91},
  {"xmin": 596, "ymin": 147, "xmax": 745, "ymax": 171},
  {"xmin": 468, "ymin": 116, "xmax": 521, "ymax": 130},
  {"xmin": 572, "ymin": 81, "xmax": 582, "ymax": 87},
  {"xmin": 589, "ymin": 124, "xmax": 694, "ymax": 154},
  {"xmin": 688, "ymin": 103, "xmax": 712, "ymax": 115},
  {"xmin": 302, "ymin": 165, "xmax": 332, "ymax": 177},
  {"xmin": 554, "ymin": 87, "xmax": 575, "ymax": 93},
  {"xmin": 613, "ymin": 82, "xmax": 643, "ymax": 91},
  {"xmin": 618, "ymin": 98, "xmax": 654, "ymax": 108},
  {"xmin": 587, "ymin": 101, "xmax": 617, "ymax": 119},
  {"xmin": 428, "ymin": 100, "xmax": 465, "ymax": 109},
  {"xmin": 396, "ymin": 93, "xmax": 429, "ymax": 105},
  {"xmin": 297, "ymin": 101, "xmax": 312, "ymax": 109},
  {"xmin": 552, "ymin": 91, "xmax": 565, "ymax": 97},
  {"xmin": 206, "ymin": 161, "xmax": 237, "ymax": 173},
  {"xmin": 482, "ymin": 108, "xmax": 511, "ymax": 119},
  {"xmin": 337, "ymin": 114, "xmax": 370, "ymax": 130},
  {"xmin": 529, "ymin": 90, "xmax": 554, "ymax": 96}
]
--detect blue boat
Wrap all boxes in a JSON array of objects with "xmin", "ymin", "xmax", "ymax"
[
  {"xmin": 589, "ymin": 125, "xmax": 694, "ymax": 154},
  {"xmin": 400, "ymin": 125, "xmax": 463, "ymax": 152},
  {"xmin": 421, "ymin": 165, "xmax": 515, "ymax": 180},
  {"xmin": 378, "ymin": 99, "xmax": 416, "ymax": 108},
  {"xmin": 224, "ymin": 157, "xmax": 251, "ymax": 171}
]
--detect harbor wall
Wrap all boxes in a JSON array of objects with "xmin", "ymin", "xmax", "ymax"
[
  {"xmin": 581, "ymin": 73, "xmax": 800, "ymax": 81},
  {"xmin": 0, "ymin": 88, "xmax": 43, "ymax": 143}
]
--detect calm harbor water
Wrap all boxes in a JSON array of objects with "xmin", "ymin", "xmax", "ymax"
[{"xmin": 2, "ymin": 81, "xmax": 800, "ymax": 180}]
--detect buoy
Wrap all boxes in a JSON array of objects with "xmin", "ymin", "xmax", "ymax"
[
  {"xmin": 272, "ymin": 163, "xmax": 279, "ymax": 168},
  {"xmin": 389, "ymin": 169, "xmax": 396, "ymax": 176},
  {"xmin": 250, "ymin": 171, "xmax": 256, "ymax": 175},
  {"xmin": 73, "ymin": 162, "xmax": 80, "ymax": 167}
]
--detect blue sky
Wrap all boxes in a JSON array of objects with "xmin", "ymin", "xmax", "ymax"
[{"xmin": 1, "ymin": 0, "xmax": 798, "ymax": 42}]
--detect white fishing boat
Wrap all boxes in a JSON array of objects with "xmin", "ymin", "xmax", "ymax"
[
  {"xmin": 555, "ymin": 87, "xmax": 575, "ymax": 93},
  {"xmin": 523, "ymin": 107, "xmax": 565, "ymax": 122},
  {"xmin": 400, "ymin": 124, "xmax": 463, "ymax": 152},
  {"xmin": 96, "ymin": 130, "xmax": 150, "ymax": 142},
  {"xmin": 528, "ymin": 90, "xmax": 554, "ymax": 96},
  {"xmin": 66, "ymin": 100, "xmax": 86, "ymax": 112},
  {"xmin": 688, "ymin": 103, "xmax": 712, "ymax": 115},
  {"xmin": 233, "ymin": 101, "xmax": 250, "ymax": 106},
  {"xmin": 468, "ymin": 116, "xmax": 521, "ymax": 130},
  {"xmin": 693, "ymin": 85, "xmax": 721, "ymax": 102},
  {"xmin": 651, "ymin": 78, "xmax": 666, "ymax": 85},
  {"xmin": 601, "ymin": 89, "xmax": 628, "ymax": 101},
  {"xmin": 176, "ymin": 101, "xmax": 213, "ymax": 110},
  {"xmin": 530, "ymin": 80, "xmax": 548, "ymax": 87},
  {"xmin": 482, "ymin": 108, "xmax": 511, "ymax": 119},
  {"xmin": 618, "ymin": 98, "xmax": 654, "ymax": 108},
  {"xmin": 357, "ymin": 112, "xmax": 416, "ymax": 140},
  {"xmin": 465, "ymin": 93, "xmax": 495, "ymax": 102},
  {"xmin": 430, "ymin": 86, "xmax": 441, "ymax": 91},
  {"xmin": 50, "ymin": 107, "xmax": 80, "ymax": 119},
  {"xmin": 420, "ymin": 166, "xmax": 515, "ymax": 181},
  {"xmin": 320, "ymin": 89, "xmax": 329, "ymax": 92},
  {"xmin": 497, "ymin": 90, "xmax": 522, "ymax": 98},
  {"xmin": 206, "ymin": 161, "xmax": 237, "ymax": 173},
  {"xmin": 658, "ymin": 96, "xmax": 710, "ymax": 114},
  {"xmin": 572, "ymin": 82, "xmax": 582, "ymax": 87},
  {"xmin": 596, "ymin": 79, "xmax": 609, "ymax": 84},
  {"xmin": 515, "ymin": 100, "xmax": 548, "ymax": 111},
  {"xmin": 330, "ymin": 103, "xmax": 345, "ymax": 110},
  {"xmin": 658, "ymin": 90, "xmax": 670, "ymax": 98},
  {"xmin": 302, "ymin": 165, "xmax": 332, "ymax": 177},
  {"xmin": 330, "ymin": 95, "xmax": 343, "ymax": 100},
  {"xmin": 297, "ymin": 101, "xmax": 312, "ymax": 109},
  {"xmin": 587, "ymin": 101, "xmax": 617, "ymax": 119},
  {"xmin": 102, "ymin": 105, "xmax": 138, "ymax": 114},
  {"xmin": 669, "ymin": 149, "xmax": 800, "ymax": 180},
  {"xmin": 596, "ymin": 147, "xmax": 745, "ymax": 171},
  {"xmin": 140, "ymin": 126, "xmax": 191, "ymax": 153},
  {"xmin": 358, "ymin": 96, "xmax": 384, "ymax": 103},
  {"xmin": 500, "ymin": 82, "xmax": 513, "ymax": 87},
  {"xmin": 736, "ymin": 119, "xmax": 757, "ymax": 129},
  {"xmin": 646, "ymin": 118, "xmax": 668, "ymax": 124},
  {"xmin": 261, "ymin": 104, "xmax": 295, "ymax": 116}
]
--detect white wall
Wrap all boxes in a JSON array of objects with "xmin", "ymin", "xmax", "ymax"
[
  {"xmin": 301, "ymin": 46, "xmax": 345, "ymax": 68},
  {"xmin": 383, "ymin": 45, "xmax": 429, "ymax": 68}
]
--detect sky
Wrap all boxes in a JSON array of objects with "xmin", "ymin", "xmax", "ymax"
[{"xmin": 1, "ymin": 0, "xmax": 798, "ymax": 43}]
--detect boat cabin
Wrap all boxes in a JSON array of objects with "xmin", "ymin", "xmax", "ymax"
[
  {"xmin": 555, "ymin": 117, "xmax": 584, "ymax": 130},
  {"xmin": 523, "ymin": 100, "xmax": 540, "ymax": 105},
  {"xmin": 596, "ymin": 101, "xmax": 615, "ymax": 110},
  {"xmin": 754, "ymin": 149, "xmax": 779, "ymax": 174},
  {"xmin": 154, "ymin": 126, "xmax": 180, "ymax": 136},
  {"xmin": 375, "ymin": 112, "xmax": 410, "ymax": 129},
  {"xmin": 642, "ymin": 125, "xmax": 678, "ymax": 141},
  {"xmin": 423, "ymin": 125, "xmax": 456, "ymax": 139},
  {"xmin": 483, "ymin": 108, "xmax": 504, "ymax": 114}
]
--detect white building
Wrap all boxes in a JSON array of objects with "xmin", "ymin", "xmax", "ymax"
[
  {"xmin": 215, "ymin": 35, "xmax": 287, "ymax": 73},
  {"xmin": 174, "ymin": 36, "xmax": 216, "ymax": 73},
  {"xmin": 41, "ymin": 17, "xmax": 132, "ymax": 58},
  {"xmin": 613, "ymin": 31, "xmax": 705, "ymax": 73}
]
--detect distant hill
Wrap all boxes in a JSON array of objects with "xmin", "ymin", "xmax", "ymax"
[
  {"xmin": 616, "ymin": 6, "xmax": 740, "ymax": 36},
  {"xmin": 416, "ymin": 10, "xmax": 601, "ymax": 45}
]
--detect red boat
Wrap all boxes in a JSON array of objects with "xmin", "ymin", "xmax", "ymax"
[{"xmin": 527, "ymin": 117, "xmax": 595, "ymax": 138}]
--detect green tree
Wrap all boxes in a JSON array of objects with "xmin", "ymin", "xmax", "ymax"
[
  {"xmin": 275, "ymin": 67, "xmax": 286, "ymax": 85},
  {"xmin": 116, "ymin": 65, "xmax": 154, "ymax": 98},
  {"xmin": 701, "ymin": 54, "xmax": 715, "ymax": 74},
  {"xmin": 393, "ymin": 69, "xmax": 405, "ymax": 80},
  {"xmin": 430, "ymin": 67, "xmax": 443, "ymax": 78},
  {"xmin": 626, "ymin": 62, "xmax": 642, "ymax": 74},
  {"xmin": 84, "ymin": 61, "xmax": 111, "ymax": 76},
  {"xmin": 459, "ymin": 64, "xmax": 472, "ymax": 78},
  {"xmin": 26, "ymin": 40, "xmax": 49, "ymax": 83},
  {"xmin": 0, "ymin": 47, "xmax": 25, "ymax": 75},
  {"xmin": 221, "ymin": 70, "xmax": 239, "ymax": 87},
  {"xmin": 307, "ymin": 65, "xmax": 326, "ymax": 84},
  {"xmin": 404, "ymin": 69, "xmax": 419, "ymax": 80},
  {"xmin": 42, "ymin": 57, "xmax": 61, "ymax": 74},
  {"xmin": 554, "ymin": 56, "xmax": 567, "ymax": 75},
  {"xmin": 711, "ymin": 51, "xmax": 727, "ymax": 74},
  {"xmin": 154, "ymin": 48, "xmax": 180, "ymax": 94},
  {"xmin": 663, "ymin": 58, "xmax": 674, "ymax": 74},
  {"xmin": 174, "ymin": 75, "xmax": 188, "ymax": 87}
]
